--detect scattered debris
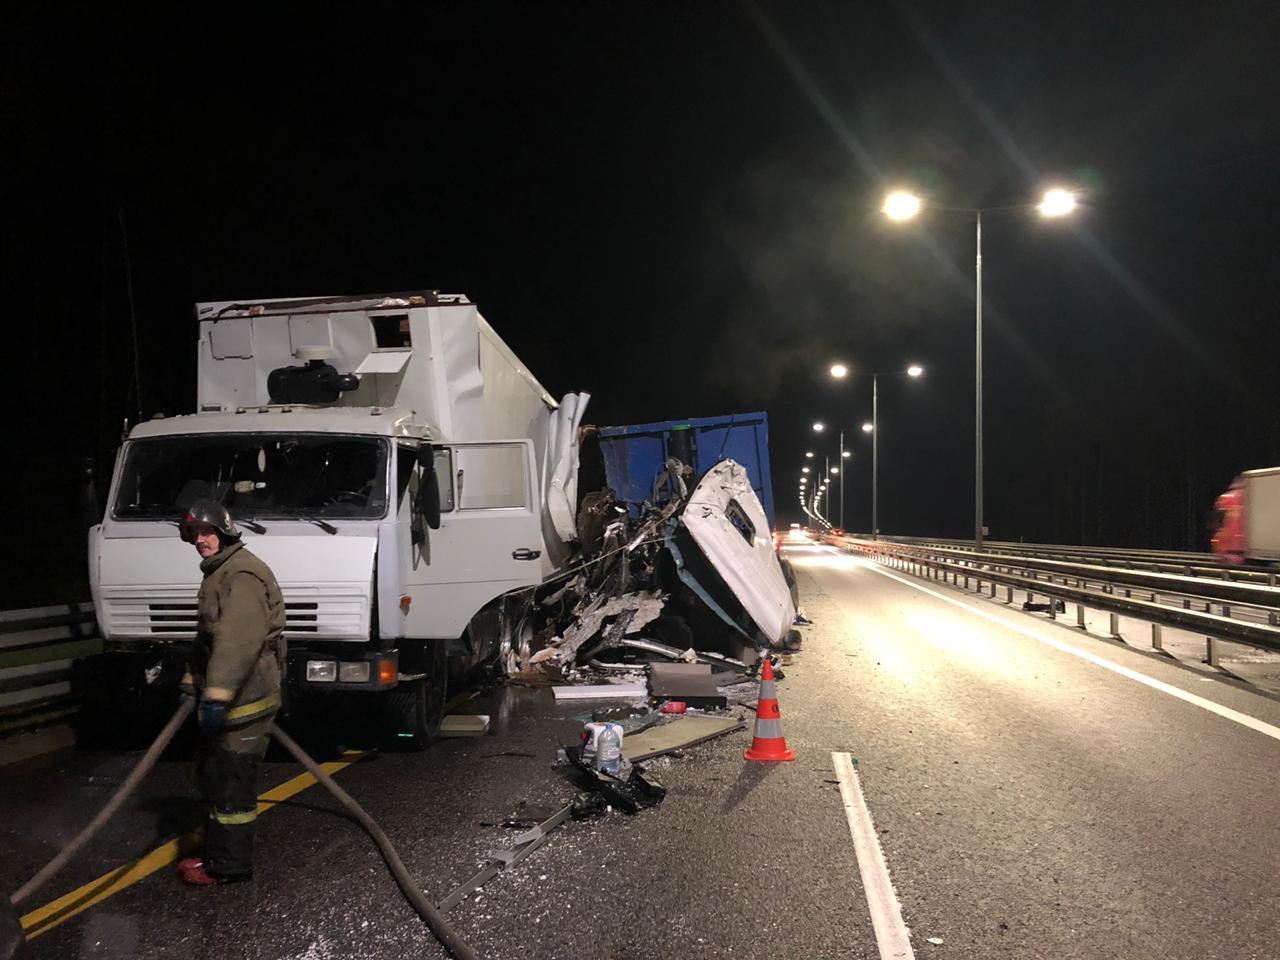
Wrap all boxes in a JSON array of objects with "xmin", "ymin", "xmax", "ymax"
[
  {"xmin": 551, "ymin": 683, "xmax": 647, "ymax": 701},
  {"xmin": 648, "ymin": 662, "xmax": 728, "ymax": 709},
  {"xmin": 659, "ymin": 701, "xmax": 687, "ymax": 715},
  {"xmin": 479, "ymin": 801, "xmax": 564, "ymax": 829},
  {"xmin": 437, "ymin": 804, "xmax": 573, "ymax": 913},
  {"xmin": 551, "ymin": 592, "xmax": 664, "ymax": 666},
  {"xmin": 570, "ymin": 791, "xmax": 608, "ymax": 820},
  {"xmin": 622, "ymin": 715, "xmax": 745, "ymax": 762},
  {"xmin": 563, "ymin": 745, "xmax": 666, "ymax": 814},
  {"xmin": 926, "ymin": 936, "xmax": 944, "ymax": 945},
  {"xmin": 591, "ymin": 704, "xmax": 647, "ymax": 723},
  {"xmin": 439, "ymin": 714, "xmax": 489, "ymax": 737}
]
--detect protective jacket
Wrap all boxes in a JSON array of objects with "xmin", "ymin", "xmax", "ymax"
[
  {"xmin": 185, "ymin": 540, "xmax": 286, "ymax": 881},
  {"xmin": 188, "ymin": 541, "xmax": 286, "ymax": 721}
]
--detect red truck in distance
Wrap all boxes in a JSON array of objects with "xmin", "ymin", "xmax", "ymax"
[{"xmin": 1211, "ymin": 467, "xmax": 1280, "ymax": 564}]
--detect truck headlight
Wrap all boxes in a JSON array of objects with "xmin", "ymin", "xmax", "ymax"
[
  {"xmin": 306, "ymin": 660, "xmax": 337, "ymax": 682},
  {"xmin": 338, "ymin": 662, "xmax": 371, "ymax": 683}
]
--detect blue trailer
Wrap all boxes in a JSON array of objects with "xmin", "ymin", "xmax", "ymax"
[{"xmin": 597, "ymin": 411, "xmax": 776, "ymax": 528}]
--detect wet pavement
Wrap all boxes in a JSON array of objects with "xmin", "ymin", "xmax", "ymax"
[{"xmin": 5, "ymin": 543, "xmax": 1280, "ymax": 959}]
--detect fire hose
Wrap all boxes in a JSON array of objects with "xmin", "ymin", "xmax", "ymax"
[{"xmin": 0, "ymin": 701, "xmax": 481, "ymax": 960}]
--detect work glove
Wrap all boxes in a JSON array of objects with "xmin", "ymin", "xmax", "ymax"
[{"xmin": 198, "ymin": 699, "xmax": 228, "ymax": 736}]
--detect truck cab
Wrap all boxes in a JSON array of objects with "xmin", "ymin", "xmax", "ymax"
[
  {"xmin": 1210, "ymin": 480, "xmax": 1245, "ymax": 564},
  {"xmin": 89, "ymin": 291, "xmax": 586, "ymax": 745}
]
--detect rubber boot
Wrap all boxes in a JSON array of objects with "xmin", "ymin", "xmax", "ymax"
[{"xmin": 178, "ymin": 857, "xmax": 250, "ymax": 886}]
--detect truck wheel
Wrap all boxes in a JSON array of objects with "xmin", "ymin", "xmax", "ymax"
[{"xmin": 383, "ymin": 672, "xmax": 447, "ymax": 750}]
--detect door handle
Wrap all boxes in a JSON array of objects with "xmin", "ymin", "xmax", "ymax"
[{"xmin": 512, "ymin": 548, "xmax": 541, "ymax": 561}]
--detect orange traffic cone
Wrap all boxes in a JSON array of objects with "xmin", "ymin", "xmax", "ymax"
[{"xmin": 744, "ymin": 657, "xmax": 796, "ymax": 761}]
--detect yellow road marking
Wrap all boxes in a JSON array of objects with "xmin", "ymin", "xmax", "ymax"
[{"xmin": 20, "ymin": 750, "xmax": 365, "ymax": 939}]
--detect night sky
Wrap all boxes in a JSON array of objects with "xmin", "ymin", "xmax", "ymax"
[{"xmin": 5, "ymin": 1, "xmax": 1280, "ymax": 603}]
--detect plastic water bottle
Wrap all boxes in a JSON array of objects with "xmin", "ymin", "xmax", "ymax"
[{"xmin": 596, "ymin": 723, "xmax": 623, "ymax": 776}]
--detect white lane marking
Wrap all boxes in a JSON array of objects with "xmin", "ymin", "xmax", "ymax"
[
  {"xmin": 831, "ymin": 751, "xmax": 916, "ymax": 960},
  {"xmin": 854, "ymin": 553, "xmax": 1280, "ymax": 745}
]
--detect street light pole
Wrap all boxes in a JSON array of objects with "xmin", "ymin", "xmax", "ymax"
[
  {"xmin": 975, "ymin": 210, "xmax": 984, "ymax": 551},
  {"xmin": 872, "ymin": 374, "xmax": 879, "ymax": 538},
  {"xmin": 839, "ymin": 430, "xmax": 845, "ymax": 530},
  {"xmin": 883, "ymin": 186, "xmax": 1077, "ymax": 553}
]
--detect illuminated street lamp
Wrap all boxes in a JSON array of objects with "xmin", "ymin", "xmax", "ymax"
[
  {"xmin": 882, "ymin": 190, "xmax": 922, "ymax": 222},
  {"xmin": 805, "ymin": 451, "xmax": 814, "ymax": 458},
  {"xmin": 829, "ymin": 363, "xmax": 849, "ymax": 379},
  {"xmin": 884, "ymin": 188, "xmax": 1077, "ymax": 549},
  {"xmin": 1038, "ymin": 188, "xmax": 1077, "ymax": 218},
  {"xmin": 830, "ymin": 467, "xmax": 839, "ymax": 475},
  {"xmin": 828, "ymin": 363, "xmax": 925, "ymax": 536},
  {"xmin": 802, "ymin": 466, "xmax": 810, "ymax": 474},
  {"xmin": 842, "ymin": 450, "xmax": 851, "ymax": 458},
  {"xmin": 812, "ymin": 422, "xmax": 825, "ymax": 433},
  {"xmin": 867, "ymin": 365, "xmax": 924, "ymax": 537}
]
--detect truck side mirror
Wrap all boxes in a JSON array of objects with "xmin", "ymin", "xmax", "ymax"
[
  {"xmin": 414, "ymin": 445, "xmax": 441, "ymax": 530},
  {"xmin": 415, "ymin": 470, "xmax": 441, "ymax": 530}
]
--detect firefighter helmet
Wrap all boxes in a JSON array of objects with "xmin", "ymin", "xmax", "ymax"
[{"xmin": 179, "ymin": 499, "xmax": 241, "ymax": 544}]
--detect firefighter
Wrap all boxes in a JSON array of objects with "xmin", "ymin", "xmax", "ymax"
[{"xmin": 175, "ymin": 499, "xmax": 286, "ymax": 885}]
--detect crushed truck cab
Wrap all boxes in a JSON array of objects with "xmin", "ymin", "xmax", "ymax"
[{"xmin": 91, "ymin": 290, "xmax": 588, "ymax": 745}]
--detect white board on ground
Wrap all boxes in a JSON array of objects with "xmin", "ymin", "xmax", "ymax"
[{"xmin": 551, "ymin": 683, "xmax": 648, "ymax": 701}]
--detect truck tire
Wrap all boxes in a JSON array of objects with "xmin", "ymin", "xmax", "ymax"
[
  {"xmin": 383, "ymin": 643, "xmax": 447, "ymax": 750},
  {"xmin": 383, "ymin": 674, "xmax": 446, "ymax": 750}
]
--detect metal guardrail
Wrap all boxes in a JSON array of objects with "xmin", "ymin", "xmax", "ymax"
[
  {"xmin": 856, "ymin": 540, "xmax": 1280, "ymax": 615},
  {"xmin": 831, "ymin": 537, "xmax": 1280, "ymax": 658},
  {"xmin": 870, "ymin": 535, "xmax": 1278, "ymax": 585},
  {"xmin": 0, "ymin": 603, "xmax": 100, "ymax": 743}
]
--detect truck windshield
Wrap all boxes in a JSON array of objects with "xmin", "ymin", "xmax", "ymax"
[{"xmin": 113, "ymin": 434, "xmax": 390, "ymax": 520}]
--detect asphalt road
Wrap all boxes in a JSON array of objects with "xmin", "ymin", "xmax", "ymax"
[{"xmin": 4, "ymin": 541, "xmax": 1280, "ymax": 959}]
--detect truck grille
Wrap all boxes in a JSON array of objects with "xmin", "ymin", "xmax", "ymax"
[{"xmin": 102, "ymin": 586, "xmax": 368, "ymax": 641}]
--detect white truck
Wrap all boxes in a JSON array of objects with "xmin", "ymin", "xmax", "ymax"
[{"xmin": 90, "ymin": 290, "xmax": 588, "ymax": 744}]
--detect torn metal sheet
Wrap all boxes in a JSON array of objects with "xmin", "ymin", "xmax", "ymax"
[
  {"xmin": 618, "ymin": 637, "xmax": 748, "ymax": 671},
  {"xmin": 647, "ymin": 663, "xmax": 727, "ymax": 709},
  {"xmin": 667, "ymin": 459, "xmax": 796, "ymax": 648},
  {"xmin": 437, "ymin": 803, "xmax": 573, "ymax": 913},
  {"xmin": 551, "ymin": 590, "xmax": 666, "ymax": 665},
  {"xmin": 621, "ymin": 715, "xmax": 745, "ymax": 761},
  {"xmin": 551, "ymin": 683, "xmax": 647, "ymax": 700},
  {"xmin": 546, "ymin": 391, "xmax": 591, "ymax": 543}
]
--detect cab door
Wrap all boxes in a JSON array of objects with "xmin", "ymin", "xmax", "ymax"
[{"xmin": 400, "ymin": 439, "xmax": 543, "ymax": 639}]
